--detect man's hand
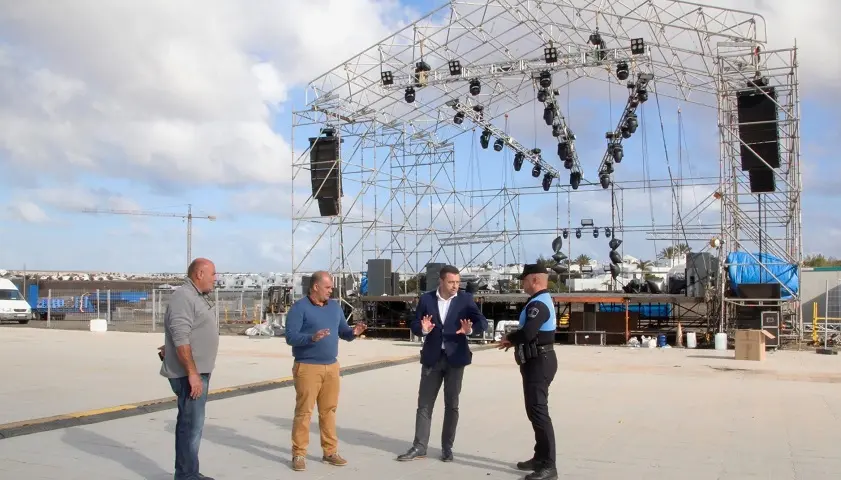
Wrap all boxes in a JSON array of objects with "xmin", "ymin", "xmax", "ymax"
[
  {"xmin": 455, "ymin": 318, "xmax": 472, "ymax": 335},
  {"xmin": 497, "ymin": 338, "xmax": 513, "ymax": 351},
  {"xmin": 188, "ymin": 373, "xmax": 204, "ymax": 400},
  {"xmin": 352, "ymin": 322, "xmax": 367, "ymax": 336},
  {"xmin": 421, "ymin": 315, "xmax": 434, "ymax": 334},
  {"xmin": 157, "ymin": 345, "xmax": 165, "ymax": 360},
  {"xmin": 312, "ymin": 328, "xmax": 330, "ymax": 342}
]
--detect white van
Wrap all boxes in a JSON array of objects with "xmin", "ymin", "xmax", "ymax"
[{"xmin": 0, "ymin": 278, "xmax": 32, "ymax": 324}]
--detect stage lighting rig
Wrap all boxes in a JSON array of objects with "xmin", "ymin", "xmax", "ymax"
[
  {"xmin": 381, "ymin": 44, "xmax": 645, "ymax": 91},
  {"xmin": 449, "ymin": 100, "xmax": 560, "ymax": 179},
  {"xmin": 596, "ymin": 72, "xmax": 654, "ymax": 189},
  {"xmin": 538, "ymin": 86, "xmax": 584, "ymax": 190}
]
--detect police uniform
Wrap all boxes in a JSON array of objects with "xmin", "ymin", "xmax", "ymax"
[{"xmin": 505, "ymin": 264, "xmax": 558, "ymax": 480}]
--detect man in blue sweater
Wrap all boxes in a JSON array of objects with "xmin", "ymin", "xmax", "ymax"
[{"xmin": 285, "ymin": 270, "xmax": 367, "ymax": 472}]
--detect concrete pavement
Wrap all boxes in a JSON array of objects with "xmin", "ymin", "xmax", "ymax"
[{"xmin": 2, "ymin": 342, "xmax": 841, "ymax": 479}]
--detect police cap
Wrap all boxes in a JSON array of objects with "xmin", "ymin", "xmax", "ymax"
[{"xmin": 518, "ymin": 263, "xmax": 549, "ymax": 279}]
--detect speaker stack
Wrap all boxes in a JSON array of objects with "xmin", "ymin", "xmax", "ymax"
[
  {"xmin": 736, "ymin": 79, "xmax": 781, "ymax": 193},
  {"xmin": 308, "ymin": 129, "xmax": 343, "ymax": 216}
]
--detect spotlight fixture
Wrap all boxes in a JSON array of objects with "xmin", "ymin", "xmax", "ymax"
[
  {"xmin": 602, "ymin": 161, "xmax": 614, "ymax": 174},
  {"xmin": 469, "ymin": 79, "xmax": 481, "ymax": 96},
  {"xmin": 453, "ymin": 111, "xmax": 465, "ymax": 124},
  {"xmin": 480, "ymin": 129, "xmax": 491, "ymax": 149},
  {"xmin": 593, "ymin": 228, "xmax": 599, "ymax": 238},
  {"xmin": 448, "ymin": 60, "xmax": 462, "ymax": 76},
  {"xmin": 564, "ymin": 160, "xmax": 573, "ymax": 170},
  {"xmin": 575, "ymin": 228, "xmax": 582, "ymax": 239},
  {"xmin": 513, "ymin": 152, "xmax": 524, "ymax": 171},
  {"xmin": 414, "ymin": 60, "xmax": 431, "ymax": 86},
  {"xmin": 493, "ymin": 138, "xmax": 504, "ymax": 152},
  {"xmin": 544, "ymin": 45, "xmax": 558, "ymax": 63},
  {"xmin": 605, "ymin": 227, "xmax": 612, "ymax": 237},
  {"xmin": 569, "ymin": 171, "xmax": 581, "ymax": 190},
  {"xmin": 625, "ymin": 113, "xmax": 639, "ymax": 134},
  {"xmin": 637, "ymin": 88, "xmax": 649, "ymax": 103},
  {"xmin": 539, "ymin": 71, "xmax": 552, "ymax": 89},
  {"xmin": 609, "ymin": 143, "xmax": 623, "ymax": 163},
  {"xmin": 616, "ymin": 62, "xmax": 629, "ymax": 81},
  {"xmin": 404, "ymin": 87, "xmax": 415, "ymax": 103},
  {"xmin": 381, "ymin": 71, "xmax": 394, "ymax": 85},
  {"xmin": 532, "ymin": 164, "xmax": 542, "ymax": 178},
  {"xmin": 552, "ymin": 125, "xmax": 562, "ymax": 137},
  {"xmin": 472, "ymin": 104, "xmax": 484, "ymax": 121},
  {"xmin": 543, "ymin": 105, "xmax": 555, "ymax": 126},
  {"xmin": 589, "ymin": 32, "xmax": 603, "ymax": 46},
  {"xmin": 599, "ymin": 173, "xmax": 611, "ymax": 189},
  {"xmin": 562, "ymin": 229, "xmax": 568, "ymax": 239},
  {"xmin": 630, "ymin": 38, "xmax": 646, "ymax": 55},
  {"xmin": 537, "ymin": 89, "xmax": 548, "ymax": 103},
  {"xmin": 542, "ymin": 172, "xmax": 553, "ymax": 191},
  {"xmin": 557, "ymin": 142, "xmax": 571, "ymax": 162}
]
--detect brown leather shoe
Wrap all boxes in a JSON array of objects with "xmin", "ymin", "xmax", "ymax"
[
  {"xmin": 322, "ymin": 453, "xmax": 348, "ymax": 466},
  {"xmin": 292, "ymin": 455, "xmax": 306, "ymax": 471}
]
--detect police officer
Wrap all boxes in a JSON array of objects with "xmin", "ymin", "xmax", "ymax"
[{"xmin": 498, "ymin": 264, "xmax": 558, "ymax": 480}]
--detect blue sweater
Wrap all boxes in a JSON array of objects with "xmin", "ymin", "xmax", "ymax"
[{"xmin": 285, "ymin": 296, "xmax": 355, "ymax": 364}]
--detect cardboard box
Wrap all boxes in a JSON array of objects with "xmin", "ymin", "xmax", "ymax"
[{"xmin": 734, "ymin": 329, "xmax": 775, "ymax": 361}]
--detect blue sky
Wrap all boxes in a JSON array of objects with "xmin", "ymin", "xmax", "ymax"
[{"xmin": 0, "ymin": 0, "xmax": 837, "ymax": 273}]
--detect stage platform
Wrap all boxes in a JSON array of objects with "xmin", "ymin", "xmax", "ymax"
[{"xmin": 358, "ymin": 292, "xmax": 703, "ymax": 304}]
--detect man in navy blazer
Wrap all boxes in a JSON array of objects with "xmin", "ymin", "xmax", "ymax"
[{"xmin": 397, "ymin": 265, "xmax": 488, "ymax": 463}]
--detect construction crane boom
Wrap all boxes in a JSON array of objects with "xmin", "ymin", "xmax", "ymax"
[{"xmin": 82, "ymin": 204, "xmax": 216, "ymax": 270}]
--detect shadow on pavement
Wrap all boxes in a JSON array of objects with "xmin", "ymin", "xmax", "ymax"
[
  {"xmin": 165, "ymin": 421, "xmax": 298, "ymax": 470},
  {"xmin": 258, "ymin": 415, "xmax": 517, "ymax": 475},
  {"xmin": 61, "ymin": 428, "xmax": 170, "ymax": 480}
]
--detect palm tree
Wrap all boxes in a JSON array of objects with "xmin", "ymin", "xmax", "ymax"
[
  {"xmin": 637, "ymin": 260, "xmax": 653, "ymax": 272},
  {"xmin": 657, "ymin": 244, "xmax": 692, "ymax": 266},
  {"xmin": 573, "ymin": 254, "xmax": 591, "ymax": 268}
]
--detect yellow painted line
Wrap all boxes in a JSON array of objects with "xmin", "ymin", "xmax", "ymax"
[{"xmin": 0, "ymin": 354, "xmax": 421, "ymax": 433}]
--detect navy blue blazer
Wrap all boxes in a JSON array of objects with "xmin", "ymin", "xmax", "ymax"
[{"xmin": 410, "ymin": 290, "xmax": 489, "ymax": 368}]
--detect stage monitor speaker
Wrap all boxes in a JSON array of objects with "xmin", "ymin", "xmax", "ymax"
[
  {"xmin": 737, "ymin": 86, "xmax": 780, "ymax": 171},
  {"xmin": 366, "ymin": 259, "xmax": 392, "ymax": 296},
  {"xmin": 761, "ymin": 311, "xmax": 781, "ymax": 348},
  {"xmin": 425, "ymin": 262, "xmax": 446, "ymax": 293},
  {"xmin": 391, "ymin": 272, "xmax": 401, "ymax": 295},
  {"xmin": 301, "ymin": 275, "xmax": 312, "ymax": 295},
  {"xmin": 748, "ymin": 168, "xmax": 776, "ymax": 193},
  {"xmin": 309, "ymin": 134, "xmax": 343, "ymax": 216}
]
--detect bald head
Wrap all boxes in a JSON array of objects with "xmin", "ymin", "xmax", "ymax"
[
  {"xmin": 187, "ymin": 257, "xmax": 216, "ymax": 293},
  {"xmin": 309, "ymin": 270, "xmax": 334, "ymax": 304},
  {"xmin": 523, "ymin": 272, "xmax": 549, "ymax": 295}
]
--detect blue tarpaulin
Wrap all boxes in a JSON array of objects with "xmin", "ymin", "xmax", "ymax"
[
  {"xmin": 360, "ymin": 275, "xmax": 368, "ymax": 295},
  {"xmin": 598, "ymin": 303, "xmax": 672, "ymax": 319},
  {"xmin": 726, "ymin": 251, "xmax": 798, "ymax": 299}
]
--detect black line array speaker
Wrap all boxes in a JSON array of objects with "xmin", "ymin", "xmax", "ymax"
[
  {"xmin": 309, "ymin": 132, "xmax": 343, "ymax": 216},
  {"xmin": 425, "ymin": 263, "xmax": 446, "ymax": 293},
  {"xmin": 366, "ymin": 259, "xmax": 392, "ymax": 296},
  {"xmin": 736, "ymin": 84, "xmax": 780, "ymax": 193}
]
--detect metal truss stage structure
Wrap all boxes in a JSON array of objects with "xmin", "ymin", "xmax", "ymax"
[{"xmin": 291, "ymin": 0, "xmax": 802, "ymax": 339}]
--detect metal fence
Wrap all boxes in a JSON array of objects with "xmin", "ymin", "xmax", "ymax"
[
  {"xmin": 14, "ymin": 287, "xmax": 270, "ymax": 335},
  {"xmin": 809, "ymin": 278, "xmax": 841, "ymax": 347}
]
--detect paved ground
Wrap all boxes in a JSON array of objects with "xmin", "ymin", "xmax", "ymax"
[
  {"xmin": 0, "ymin": 328, "xmax": 421, "ymax": 424},
  {"xmin": 2, "ymin": 341, "xmax": 841, "ymax": 479}
]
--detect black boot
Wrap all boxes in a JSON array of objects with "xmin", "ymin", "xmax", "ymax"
[
  {"xmin": 516, "ymin": 458, "xmax": 539, "ymax": 471},
  {"xmin": 525, "ymin": 466, "xmax": 558, "ymax": 480},
  {"xmin": 396, "ymin": 446, "xmax": 427, "ymax": 461}
]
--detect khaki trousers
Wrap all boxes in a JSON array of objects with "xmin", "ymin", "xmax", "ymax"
[{"xmin": 291, "ymin": 361, "xmax": 340, "ymax": 456}]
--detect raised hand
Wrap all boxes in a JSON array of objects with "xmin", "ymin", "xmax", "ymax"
[
  {"xmin": 421, "ymin": 314, "xmax": 434, "ymax": 333},
  {"xmin": 352, "ymin": 322, "xmax": 367, "ymax": 336},
  {"xmin": 455, "ymin": 318, "xmax": 472, "ymax": 335},
  {"xmin": 311, "ymin": 328, "xmax": 330, "ymax": 342}
]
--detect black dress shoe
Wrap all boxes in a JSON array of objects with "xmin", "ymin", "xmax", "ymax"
[
  {"xmin": 525, "ymin": 466, "xmax": 558, "ymax": 480},
  {"xmin": 516, "ymin": 458, "xmax": 539, "ymax": 471},
  {"xmin": 440, "ymin": 449, "xmax": 453, "ymax": 462},
  {"xmin": 197, "ymin": 475, "xmax": 215, "ymax": 480},
  {"xmin": 396, "ymin": 446, "xmax": 427, "ymax": 461}
]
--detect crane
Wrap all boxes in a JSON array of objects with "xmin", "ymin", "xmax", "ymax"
[{"xmin": 81, "ymin": 204, "xmax": 216, "ymax": 270}]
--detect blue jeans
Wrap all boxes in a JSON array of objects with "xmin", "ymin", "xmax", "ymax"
[{"xmin": 169, "ymin": 373, "xmax": 210, "ymax": 480}]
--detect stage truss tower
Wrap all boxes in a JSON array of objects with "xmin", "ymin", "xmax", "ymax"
[{"xmin": 291, "ymin": 0, "xmax": 801, "ymax": 335}]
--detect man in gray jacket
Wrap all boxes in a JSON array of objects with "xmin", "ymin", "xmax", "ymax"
[{"xmin": 160, "ymin": 257, "xmax": 219, "ymax": 480}]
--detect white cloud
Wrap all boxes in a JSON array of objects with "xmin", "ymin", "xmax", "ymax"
[
  {"xmin": 0, "ymin": 0, "xmax": 411, "ymax": 188},
  {"xmin": 4, "ymin": 200, "xmax": 48, "ymax": 223}
]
